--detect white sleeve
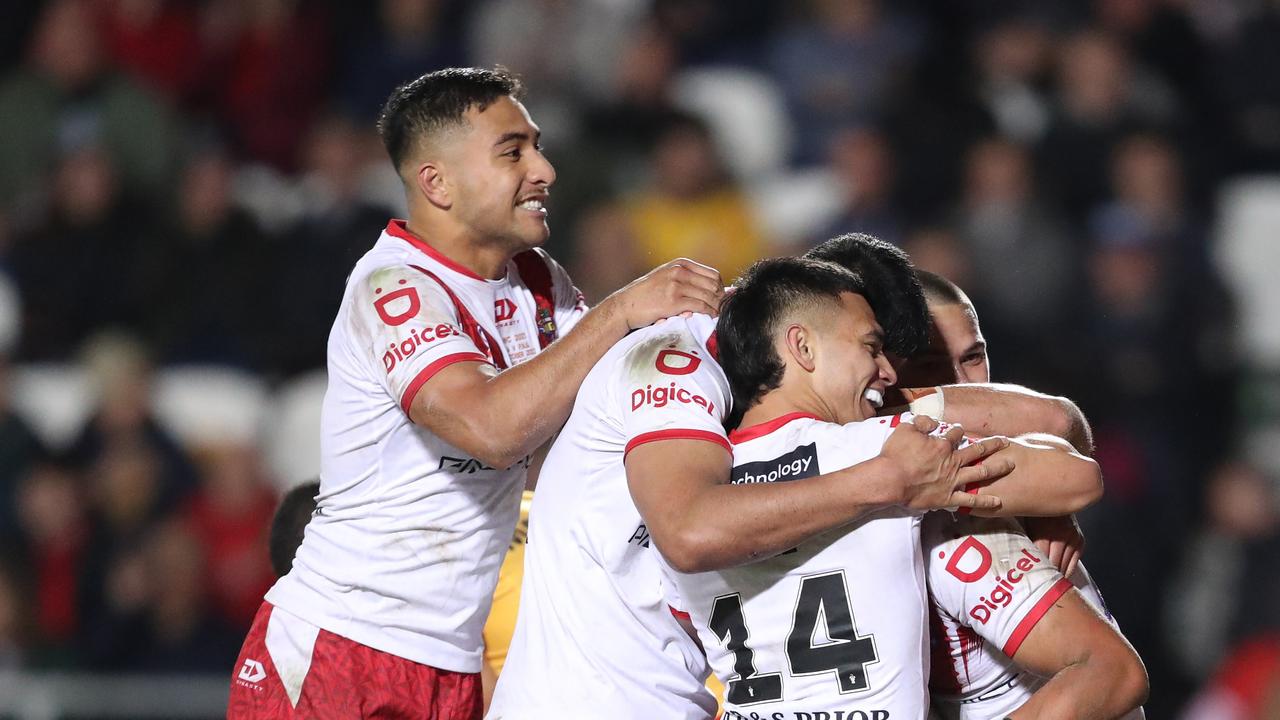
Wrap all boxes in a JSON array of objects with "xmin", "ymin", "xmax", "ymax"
[
  {"xmin": 617, "ymin": 325, "xmax": 731, "ymax": 456},
  {"xmin": 348, "ymin": 264, "xmax": 493, "ymax": 413},
  {"xmin": 923, "ymin": 513, "xmax": 1074, "ymax": 658}
]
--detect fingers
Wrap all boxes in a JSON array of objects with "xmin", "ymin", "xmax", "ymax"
[
  {"xmin": 1047, "ymin": 540, "xmax": 1066, "ymax": 573},
  {"xmin": 1034, "ymin": 538, "xmax": 1052, "ymax": 558},
  {"xmin": 1065, "ymin": 550, "xmax": 1080, "ymax": 578},
  {"xmin": 669, "ymin": 258, "xmax": 721, "ymax": 283},
  {"xmin": 955, "ymin": 456, "xmax": 1014, "ymax": 487},
  {"xmin": 912, "ymin": 415, "xmax": 939, "ymax": 434},
  {"xmin": 953, "ymin": 436, "xmax": 1009, "ymax": 467},
  {"xmin": 943, "ymin": 424, "xmax": 966, "ymax": 449},
  {"xmin": 949, "ymin": 490, "xmax": 1002, "ymax": 511}
]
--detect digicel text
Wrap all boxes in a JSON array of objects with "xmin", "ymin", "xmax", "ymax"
[
  {"xmin": 383, "ymin": 323, "xmax": 463, "ymax": 372},
  {"xmin": 968, "ymin": 548, "xmax": 1045, "ymax": 625},
  {"xmin": 631, "ymin": 382, "xmax": 716, "ymax": 415}
]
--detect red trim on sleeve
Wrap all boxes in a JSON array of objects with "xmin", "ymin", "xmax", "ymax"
[
  {"xmin": 669, "ymin": 606, "xmax": 691, "ymax": 622},
  {"xmin": 889, "ymin": 412, "xmax": 905, "ymax": 428},
  {"xmin": 625, "ymin": 429, "xmax": 731, "ymax": 457},
  {"xmin": 1002, "ymin": 577, "xmax": 1074, "ymax": 657},
  {"xmin": 727, "ymin": 412, "xmax": 822, "ymax": 444},
  {"xmin": 386, "ymin": 220, "xmax": 490, "ymax": 281},
  {"xmin": 399, "ymin": 352, "xmax": 491, "ymax": 413}
]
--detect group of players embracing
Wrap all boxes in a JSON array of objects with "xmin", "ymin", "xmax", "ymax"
[{"xmin": 228, "ymin": 66, "xmax": 1148, "ymax": 720}]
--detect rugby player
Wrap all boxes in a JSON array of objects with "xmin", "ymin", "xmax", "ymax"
[
  {"xmin": 903, "ymin": 270, "xmax": 1148, "ymax": 719},
  {"xmin": 492, "ymin": 233, "xmax": 1098, "ymax": 717},
  {"xmin": 665, "ymin": 257, "xmax": 1102, "ymax": 716},
  {"xmin": 228, "ymin": 67, "xmax": 723, "ymax": 718}
]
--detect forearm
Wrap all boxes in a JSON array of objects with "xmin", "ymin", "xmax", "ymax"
[
  {"xmin": 969, "ymin": 439, "xmax": 1102, "ymax": 517},
  {"xmin": 654, "ymin": 456, "xmax": 901, "ymax": 572},
  {"xmin": 413, "ymin": 298, "xmax": 629, "ymax": 467},
  {"xmin": 910, "ymin": 384, "xmax": 1094, "ymax": 455}
]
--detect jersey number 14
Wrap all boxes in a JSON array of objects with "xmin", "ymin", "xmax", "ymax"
[{"xmin": 709, "ymin": 570, "xmax": 879, "ymax": 706}]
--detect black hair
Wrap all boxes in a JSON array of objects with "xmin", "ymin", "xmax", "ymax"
[
  {"xmin": 718, "ymin": 257, "xmax": 867, "ymax": 419},
  {"xmin": 804, "ymin": 233, "xmax": 929, "ymax": 359},
  {"xmin": 377, "ymin": 66, "xmax": 525, "ymax": 172},
  {"xmin": 269, "ymin": 481, "xmax": 320, "ymax": 577},
  {"xmin": 915, "ymin": 269, "xmax": 968, "ymax": 306}
]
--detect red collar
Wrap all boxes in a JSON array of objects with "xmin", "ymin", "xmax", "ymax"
[
  {"xmin": 385, "ymin": 219, "xmax": 489, "ymax": 281},
  {"xmin": 728, "ymin": 412, "xmax": 821, "ymax": 444}
]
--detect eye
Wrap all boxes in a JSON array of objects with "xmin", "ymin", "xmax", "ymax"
[
  {"xmin": 962, "ymin": 353, "xmax": 984, "ymax": 365},
  {"xmin": 503, "ymin": 147, "xmax": 521, "ymax": 160}
]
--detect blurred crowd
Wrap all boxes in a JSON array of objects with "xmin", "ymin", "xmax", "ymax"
[{"xmin": 0, "ymin": 0, "xmax": 1278, "ymax": 716}]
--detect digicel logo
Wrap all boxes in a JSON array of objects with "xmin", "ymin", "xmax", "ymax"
[
  {"xmin": 942, "ymin": 537, "xmax": 1046, "ymax": 625},
  {"xmin": 631, "ymin": 382, "xmax": 716, "ymax": 415},
  {"xmin": 383, "ymin": 323, "xmax": 463, "ymax": 372}
]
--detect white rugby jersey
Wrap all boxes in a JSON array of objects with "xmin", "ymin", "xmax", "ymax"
[
  {"xmin": 266, "ymin": 220, "xmax": 586, "ymax": 673},
  {"xmin": 489, "ymin": 313, "xmax": 727, "ymax": 719},
  {"xmin": 924, "ymin": 513, "xmax": 1143, "ymax": 720},
  {"xmin": 666, "ymin": 413, "xmax": 932, "ymax": 719}
]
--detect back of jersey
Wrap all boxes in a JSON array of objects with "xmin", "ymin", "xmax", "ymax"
[{"xmin": 666, "ymin": 414, "xmax": 930, "ymax": 718}]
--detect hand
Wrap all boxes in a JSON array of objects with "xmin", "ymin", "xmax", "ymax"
[
  {"xmin": 879, "ymin": 415, "xmax": 1013, "ymax": 512},
  {"xmin": 610, "ymin": 259, "xmax": 724, "ymax": 330},
  {"xmin": 1024, "ymin": 514, "xmax": 1085, "ymax": 576}
]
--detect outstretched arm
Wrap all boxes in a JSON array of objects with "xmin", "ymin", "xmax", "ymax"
[
  {"xmin": 964, "ymin": 433, "xmax": 1102, "ymax": 517},
  {"xmin": 902, "ymin": 384, "xmax": 1094, "ymax": 455},
  {"xmin": 628, "ymin": 417, "xmax": 1010, "ymax": 573},
  {"xmin": 411, "ymin": 259, "xmax": 723, "ymax": 468}
]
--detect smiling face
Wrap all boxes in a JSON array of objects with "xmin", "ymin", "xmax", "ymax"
[
  {"xmin": 439, "ymin": 95, "xmax": 556, "ymax": 252},
  {"xmin": 808, "ymin": 292, "xmax": 898, "ymax": 424}
]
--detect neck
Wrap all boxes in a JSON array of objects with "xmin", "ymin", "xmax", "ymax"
[
  {"xmin": 405, "ymin": 210, "xmax": 516, "ymax": 281},
  {"xmin": 739, "ymin": 383, "xmax": 836, "ymax": 431}
]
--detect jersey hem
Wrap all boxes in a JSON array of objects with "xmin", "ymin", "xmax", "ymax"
[
  {"xmin": 624, "ymin": 429, "xmax": 731, "ymax": 456},
  {"xmin": 399, "ymin": 351, "xmax": 493, "ymax": 413},
  {"xmin": 1002, "ymin": 577, "xmax": 1074, "ymax": 656}
]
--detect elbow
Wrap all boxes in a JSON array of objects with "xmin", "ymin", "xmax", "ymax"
[
  {"xmin": 1105, "ymin": 646, "xmax": 1150, "ymax": 714},
  {"xmin": 657, "ymin": 527, "xmax": 724, "ymax": 574},
  {"xmin": 1063, "ymin": 458, "xmax": 1104, "ymax": 513},
  {"xmin": 1049, "ymin": 396, "xmax": 1094, "ymax": 456}
]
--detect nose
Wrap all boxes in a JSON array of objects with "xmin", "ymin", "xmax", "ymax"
[
  {"xmin": 878, "ymin": 354, "xmax": 898, "ymax": 387},
  {"xmin": 530, "ymin": 147, "xmax": 556, "ymax": 188}
]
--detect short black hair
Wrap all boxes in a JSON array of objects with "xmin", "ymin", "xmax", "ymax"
[
  {"xmin": 804, "ymin": 233, "xmax": 929, "ymax": 359},
  {"xmin": 718, "ymin": 257, "xmax": 867, "ymax": 419},
  {"xmin": 916, "ymin": 269, "xmax": 968, "ymax": 306},
  {"xmin": 269, "ymin": 481, "xmax": 320, "ymax": 577},
  {"xmin": 377, "ymin": 67, "xmax": 525, "ymax": 172}
]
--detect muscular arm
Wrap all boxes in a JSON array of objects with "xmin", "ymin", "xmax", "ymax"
[
  {"xmin": 967, "ymin": 434, "xmax": 1102, "ymax": 518},
  {"xmin": 627, "ymin": 420, "xmax": 1011, "ymax": 574},
  {"xmin": 1008, "ymin": 590, "xmax": 1149, "ymax": 720},
  {"xmin": 409, "ymin": 261, "xmax": 721, "ymax": 469},
  {"xmin": 904, "ymin": 384, "xmax": 1094, "ymax": 455}
]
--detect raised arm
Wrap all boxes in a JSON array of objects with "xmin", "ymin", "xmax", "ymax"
[
  {"xmin": 410, "ymin": 259, "xmax": 722, "ymax": 468},
  {"xmin": 903, "ymin": 384, "xmax": 1094, "ymax": 455},
  {"xmin": 627, "ymin": 417, "xmax": 1011, "ymax": 573},
  {"xmin": 1008, "ymin": 590, "xmax": 1149, "ymax": 720}
]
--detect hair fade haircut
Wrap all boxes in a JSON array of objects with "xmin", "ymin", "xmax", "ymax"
[
  {"xmin": 804, "ymin": 233, "xmax": 929, "ymax": 359},
  {"xmin": 718, "ymin": 257, "xmax": 867, "ymax": 421},
  {"xmin": 269, "ymin": 481, "xmax": 320, "ymax": 577},
  {"xmin": 377, "ymin": 66, "xmax": 525, "ymax": 172}
]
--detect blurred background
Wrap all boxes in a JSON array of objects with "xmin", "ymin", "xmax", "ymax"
[{"xmin": 0, "ymin": 0, "xmax": 1278, "ymax": 717}]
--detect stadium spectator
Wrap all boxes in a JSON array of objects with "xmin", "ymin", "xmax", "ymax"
[
  {"xmin": 625, "ymin": 113, "xmax": 767, "ymax": 280},
  {"xmin": 100, "ymin": 0, "xmax": 205, "ymax": 109},
  {"xmin": 816, "ymin": 124, "xmax": 905, "ymax": 248},
  {"xmin": 0, "ymin": 0, "xmax": 177, "ymax": 210},
  {"xmin": 13, "ymin": 459, "xmax": 86, "ymax": 662}
]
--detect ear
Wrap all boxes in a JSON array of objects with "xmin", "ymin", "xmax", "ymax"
[
  {"xmin": 784, "ymin": 323, "xmax": 817, "ymax": 373},
  {"xmin": 415, "ymin": 162, "xmax": 451, "ymax": 209}
]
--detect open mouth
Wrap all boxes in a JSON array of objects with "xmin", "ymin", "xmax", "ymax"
[
  {"xmin": 517, "ymin": 197, "xmax": 547, "ymax": 214},
  {"xmin": 863, "ymin": 388, "xmax": 884, "ymax": 410}
]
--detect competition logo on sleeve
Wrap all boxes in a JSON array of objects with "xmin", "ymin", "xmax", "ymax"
[
  {"xmin": 536, "ymin": 306, "xmax": 557, "ymax": 348},
  {"xmin": 731, "ymin": 443, "xmax": 819, "ymax": 484}
]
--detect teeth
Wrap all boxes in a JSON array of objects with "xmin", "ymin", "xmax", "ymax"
[
  {"xmin": 518, "ymin": 199, "xmax": 544, "ymax": 211},
  {"xmin": 864, "ymin": 388, "xmax": 884, "ymax": 409}
]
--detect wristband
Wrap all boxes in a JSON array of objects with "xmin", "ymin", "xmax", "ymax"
[{"xmin": 907, "ymin": 386, "xmax": 945, "ymax": 420}]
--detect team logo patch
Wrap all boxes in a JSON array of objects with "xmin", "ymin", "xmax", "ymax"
[
  {"xmin": 495, "ymin": 299, "xmax": 518, "ymax": 323},
  {"xmin": 731, "ymin": 443, "xmax": 819, "ymax": 484},
  {"xmin": 238, "ymin": 658, "xmax": 267, "ymax": 684},
  {"xmin": 374, "ymin": 283, "xmax": 421, "ymax": 326},
  {"xmin": 943, "ymin": 536, "xmax": 993, "ymax": 583}
]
